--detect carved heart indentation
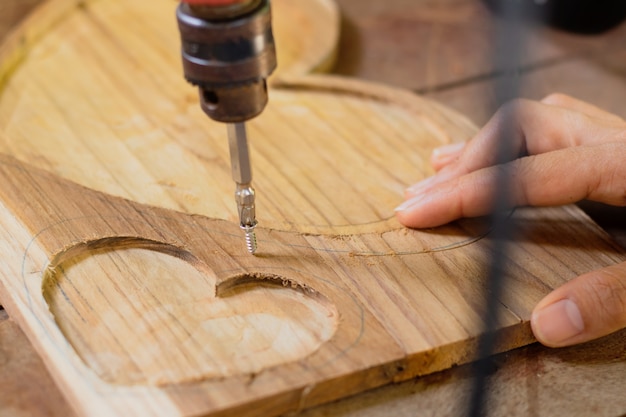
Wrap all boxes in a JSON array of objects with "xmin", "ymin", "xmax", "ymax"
[{"xmin": 42, "ymin": 239, "xmax": 339, "ymax": 386}]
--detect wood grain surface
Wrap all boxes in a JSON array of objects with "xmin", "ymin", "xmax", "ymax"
[
  {"xmin": 0, "ymin": 3, "xmax": 76, "ymax": 417},
  {"xmin": 0, "ymin": 119, "xmax": 623, "ymax": 416},
  {"xmin": 1, "ymin": 1, "xmax": 626, "ymax": 417}
]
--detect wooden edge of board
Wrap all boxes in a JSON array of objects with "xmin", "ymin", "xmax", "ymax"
[
  {"xmin": 0, "ymin": 0, "xmax": 342, "ymax": 93},
  {"xmin": 272, "ymin": 0, "xmax": 341, "ymax": 78},
  {"xmin": 0, "ymin": 0, "xmax": 97, "ymax": 92}
]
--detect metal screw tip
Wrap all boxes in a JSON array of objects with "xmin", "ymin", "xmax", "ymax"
[{"xmin": 241, "ymin": 225, "xmax": 258, "ymax": 255}]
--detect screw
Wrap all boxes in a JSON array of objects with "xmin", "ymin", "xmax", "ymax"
[{"xmin": 241, "ymin": 224, "xmax": 257, "ymax": 255}]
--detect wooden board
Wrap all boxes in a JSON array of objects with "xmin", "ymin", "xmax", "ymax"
[
  {"xmin": 0, "ymin": 0, "xmax": 624, "ymax": 416},
  {"xmin": 333, "ymin": 0, "xmax": 626, "ymax": 125},
  {"xmin": 0, "ymin": 309, "xmax": 77, "ymax": 417}
]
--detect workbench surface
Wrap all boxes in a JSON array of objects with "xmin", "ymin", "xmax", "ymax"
[{"xmin": 1, "ymin": 1, "xmax": 626, "ymax": 416}]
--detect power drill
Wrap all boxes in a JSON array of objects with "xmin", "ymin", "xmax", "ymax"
[{"xmin": 177, "ymin": 0, "xmax": 277, "ymax": 254}]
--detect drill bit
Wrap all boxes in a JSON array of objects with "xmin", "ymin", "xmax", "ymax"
[
  {"xmin": 227, "ymin": 122, "xmax": 258, "ymax": 254},
  {"xmin": 177, "ymin": 1, "xmax": 275, "ymax": 255}
]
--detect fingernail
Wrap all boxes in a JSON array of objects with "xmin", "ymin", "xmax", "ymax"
[
  {"xmin": 432, "ymin": 142, "xmax": 465, "ymax": 160},
  {"xmin": 394, "ymin": 194, "xmax": 425, "ymax": 212},
  {"xmin": 532, "ymin": 299, "xmax": 584, "ymax": 346},
  {"xmin": 406, "ymin": 176, "xmax": 435, "ymax": 196}
]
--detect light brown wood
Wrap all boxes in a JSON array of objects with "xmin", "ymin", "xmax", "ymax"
[
  {"xmin": 0, "ymin": 0, "xmax": 339, "ymax": 89},
  {"xmin": 0, "ymin": 0, "xmax": 625, "ymax": 416},
  {"xmin": 1, "ymin": 148, "xmax": 624, "ymax": 417}
]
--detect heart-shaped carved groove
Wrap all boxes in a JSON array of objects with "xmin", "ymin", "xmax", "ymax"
[{"xmin": 42, "ymin": 238, "xmax": 339, "ymax": 386}]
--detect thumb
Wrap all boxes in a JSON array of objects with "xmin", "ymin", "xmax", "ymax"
[{"xmin": 531, "ymin": 262, "xmax": 626, "ymax": 347}]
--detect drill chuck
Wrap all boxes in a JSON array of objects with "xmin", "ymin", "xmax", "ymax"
[{"xmin": 177, "ymin": 0, "xmax": 277, "ymax": 123}]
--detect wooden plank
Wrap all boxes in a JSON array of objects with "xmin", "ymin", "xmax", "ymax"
[
  {"xmin": 301, "ymin": 327, "xmax": 626, "ymax": 417},
  {"xmin": 0, "ymin": 143, "xmax": 624, "ymax": 416},
  {"xmin": 0, "ymin": 309, "xmax": 76, "ymax": 417},
  {"xmin": 0, "ymin": 3, "xmax": 78, "ymax": 416},
  {"xmin": 0, "ymin": 0, "xmax": 625, "ymax": 416},
  {"xmin": 333, "ymin": 0, "xmax": 626, "ymax": 92},
  {"xmin": 424, "ymin": 52, "xmax": 626, "ymax": 126}
]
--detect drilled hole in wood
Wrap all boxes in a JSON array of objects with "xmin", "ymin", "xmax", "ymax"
[{"xmin": 42, "ymin": 238, "xmax": 339, "ymax": 386}]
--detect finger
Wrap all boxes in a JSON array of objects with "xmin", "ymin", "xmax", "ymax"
[
  {"xmin": 531, "ymin": 261, "xmax": 626, "ymax": 347},
  {"xmin": 430, "ymin": 142, "xmax": 466, "ymax": 171},
  {"xmin": 440, "ymin": 98, "xmax": 583, "ymax": 172},
  {"xmin": 396, "ymin": 142, "xmax": 626, "ymax": 228},
  {"xmin": 541, "ymin": 93, "xmax": 625, "ymax": 123},
  {"xmin": 406, "ymin": 99, "xmax": 626, "ymax": 198},
  {"xmin": 406, "ymin": 99, "xmax": 578, "ymax": 197}
]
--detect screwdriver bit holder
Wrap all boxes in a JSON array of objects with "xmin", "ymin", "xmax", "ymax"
[{"xmin": 176, "ymin": 0, "xmax": 277, "ymax": 123}]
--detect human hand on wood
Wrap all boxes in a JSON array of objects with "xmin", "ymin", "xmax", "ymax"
[{"xmin": 395, "ymin": 93, "xmax": 626, "ymax": 348}]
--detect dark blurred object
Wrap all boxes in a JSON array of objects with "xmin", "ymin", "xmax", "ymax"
[
  {"xmin": 577, "ymin": 200, "xmax": 626, "ymax": 250},
  {"xmin": 483, "ymin": 0, "xmax": 626, "ymax": 34}
]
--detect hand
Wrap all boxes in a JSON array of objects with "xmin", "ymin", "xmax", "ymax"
[{"xmin": 395, "ymin": 93, "xmax": 626, "ymax": 347}]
